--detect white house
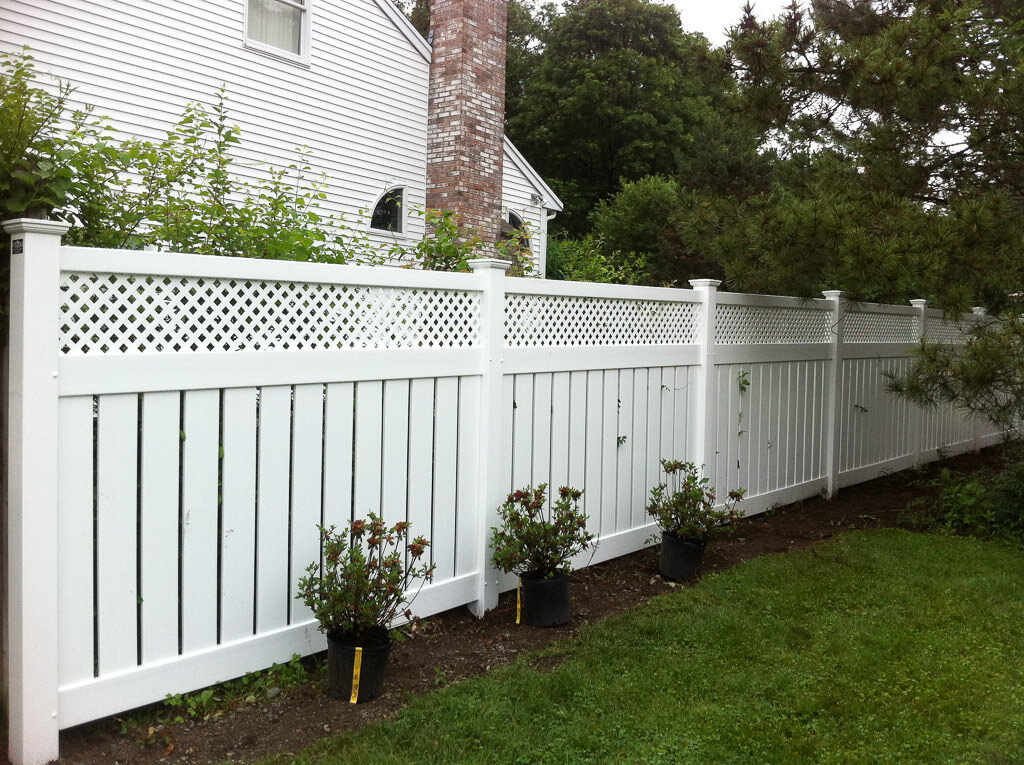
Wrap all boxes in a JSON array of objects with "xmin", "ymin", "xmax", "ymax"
[{"xmin": 0, "ymin": 0, "xmax": 562, "ymax": 271}]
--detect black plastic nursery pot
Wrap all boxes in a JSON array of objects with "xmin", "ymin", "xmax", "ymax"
[
  {"xmin": 326, "ymin": 627, "xmax": 392, "ymax": 703},
  {"xmin": 659, "ymin": 532, "xmax": 707, "ymax": 582},
  {"xmin": 520, "ymin": 573, "xmax": 572, "ymax": 627}
]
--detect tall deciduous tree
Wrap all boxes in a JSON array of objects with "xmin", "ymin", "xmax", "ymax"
[{"xmin": 505, "ymin": 0, "xmax": 733, "ymax": 234}]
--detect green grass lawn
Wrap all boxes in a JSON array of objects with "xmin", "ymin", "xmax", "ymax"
[{"xmin": 273, "ymin": 529, "xmax": 1024, "ymax": 764}]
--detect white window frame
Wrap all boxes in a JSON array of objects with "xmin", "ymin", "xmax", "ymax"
[
  {"xmin": 244, "ymin": 0, "xmax": 312, "ymax": 65},
  {"xmin": 502, "ymin": 207, "xmax": 534, "ymax": 262},
  {"xmin": 369, "ymin": 187, "xmax": 407, "ymax": 235}
]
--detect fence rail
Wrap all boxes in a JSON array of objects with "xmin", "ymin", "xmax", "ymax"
[{"xmin": 2, "ymin": 219, "xmax": 1000, "ymax": 765}]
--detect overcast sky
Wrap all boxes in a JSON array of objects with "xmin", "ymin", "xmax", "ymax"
[{"xmin": 670, "ymin": 0, "xmax": 795, "ymax": 47}]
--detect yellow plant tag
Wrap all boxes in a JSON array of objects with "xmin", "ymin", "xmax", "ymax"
[
  {"xmin": 349, "ymin": 646, "xmax": 363, "ymax": 704},
  {"xmin": 516, "ymin": 578, "xmax": 522, "ymax": 625}
]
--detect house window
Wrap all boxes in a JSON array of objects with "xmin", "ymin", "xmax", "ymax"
[
  {"xmin": 247, "ymin": 0, "xmax": 308, "ymax": 58},
  {"xmin": 371, "ymin": 188, "xmax": 404, "ymax": 233},
  {"xmin": 502, "ymin": 210, "xmax": 530, "ymax": 249}
]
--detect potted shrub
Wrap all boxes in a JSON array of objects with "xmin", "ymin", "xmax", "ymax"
[
  {"xmin": 490, "ymin": 484, "xmax": 596, "ymax": 627},
  {"xmin": 646, "ymin": 460, "xmax": 745, "ymax": 581},
  {"xmin": 297, "ymin": 514, "xmax": 434, "ymax": 702}
]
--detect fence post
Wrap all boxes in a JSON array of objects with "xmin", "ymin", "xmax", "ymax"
[
  {"xmin": 970, "ymin": 306, "xmax": 987, "ymax": 453},
  {"xmin": 910, "ymin": 299, "xmax": 928, "ymax": 466},
  {"xmin": 3, "ymin": 219, "xmax": 69, "ymax": 765},
  {"xmin": 467, "ymin": 258, "xmax": 511, "ymax": 617},
  {"xmin": 688, "ymin": 279, "xmax": 721, "ymax": 486},
  {"xmin": 823, "ymin": 290, "xmax": 845, "ymax": 499}
]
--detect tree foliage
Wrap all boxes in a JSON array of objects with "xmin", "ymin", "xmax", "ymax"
[
  {"xmin": 696, "ymin": 0, "xmax": 1024, "ymax": 310},
  {"xmin": 505, "ymin": 0, "xmax": 733, "ymax": 234},
  {"xmin": 890, "ymin": 314, "xmax": 1024, "ymax": 438}
]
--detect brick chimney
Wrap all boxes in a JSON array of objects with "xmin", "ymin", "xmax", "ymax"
[{"xmin": 426, "ymin": 0, "xmax": 507, "ymax": 248}]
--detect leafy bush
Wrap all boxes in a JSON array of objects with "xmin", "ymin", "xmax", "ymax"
[
  {"xmin": 1, "ymin": 50, "xmax": 99, "ymax": 220},
  {"xmin": 297, "ymin": 515, "xmax": 435, "ymax": 642},
  {"xmin": 646, "ymin": 459, "xmax": 745, "ymax": 543},
  {"xmin": 913, "ymin": 457, "xmax": 1024, "ymax": 543},
  {"xmin": 61, "ymin": 90, "xmax": 383, "ymax": 264},
  {"xmin": 396, "ymin": 208, "xmax": 479, "ymax": 272},
  {"xmin": 545, "ymin": 234, "xmax": 647, "ymax": 283},
  {"xmin": 395, "ymin": 208, "xmax": 536, "ymax": 274},
  {"xmin": 491, "ymin": 484, "xmax": 596, "ymax": 578}
]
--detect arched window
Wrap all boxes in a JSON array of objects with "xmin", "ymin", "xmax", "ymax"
[
  {"xmin": 501, "ymin": 209, "xmax": 530, "ymax": 249},
  {"xmin": 370, "ymin": 188, "xmax": 404, "ymax": 233}
]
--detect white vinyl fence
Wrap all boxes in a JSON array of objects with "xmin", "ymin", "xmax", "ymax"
[{"xmin": 2, "ymin": 219, "xmax": 1000, "ymax": 765}]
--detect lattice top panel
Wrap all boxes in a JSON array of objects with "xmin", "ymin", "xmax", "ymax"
[
  {"xmin": 504, "ymin": 293, "xmax": 700, "ymax": 347},
  {"xmin": 925, "ymin": 315, "xmax": 969, "ymax": 344},
  {"xmin": 59, "ymin": 272, "xmax": 480, "ymax": 354},
  {"xmin": 843, "ymin": 311, "xmax": 918, "ymax": 344},
  {"xmin": 715, "ymin": 304, "xmax": 832, "ymax": 345}
]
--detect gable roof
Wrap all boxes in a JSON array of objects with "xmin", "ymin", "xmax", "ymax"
[{"xmin": 504, "ymin": 136, "xmax": 564, "ymax": 212}]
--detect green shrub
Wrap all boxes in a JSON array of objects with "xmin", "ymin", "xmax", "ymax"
[
  {"xmin": 1, "ymin": 50, "xmax": 100, "ymax": 220},
  {"xmin": 490, "ymin": 485, "xmax": 596, "ymax": 578},
  {"xmin": 913, "ymin": 454, "xmax": 1024, "ymax": 542},
  {"xmin": 545, "ymin": 234, "xmax": 647, "ymax": 284}
]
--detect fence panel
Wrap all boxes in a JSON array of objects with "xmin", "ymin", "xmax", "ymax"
[{"xmin": 710, "ymin": 293, "xmax": 834, "ymax": 509}]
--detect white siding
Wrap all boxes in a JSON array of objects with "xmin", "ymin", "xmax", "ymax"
[
  {"xmin": 2, "ymin": 0, "xmax": 431, "ymax": 240},
  {"xmin": 502, "ymin": 147, "xmax": 546, "ymax": 272},
  {"xmin": 503, "ymin": 138, "xmax": 563, "ymax": 275}
]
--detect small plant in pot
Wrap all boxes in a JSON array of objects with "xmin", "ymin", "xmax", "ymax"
[
  {"xmin": 490, "ymin": 484, "xmax": 596, "ymax": 627},
  {"xmin": 297, "ymin": 514, "xmax": 434, "ymax": 703},
  {"xmin": 647, "ymin": 460, "xmax": 745, "ymax": 582}
]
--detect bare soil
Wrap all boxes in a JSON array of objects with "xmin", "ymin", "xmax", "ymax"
[{"xmin": 4, "ymin": 449, "xmax": 1002, "ymax": 765}]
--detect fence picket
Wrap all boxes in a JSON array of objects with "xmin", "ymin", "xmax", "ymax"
[
  {"xmin": 549, "ymin": 371, "xmax": 572, "ymax": 492},
  {"xmin": 567, "ymin": 371, "xmax": 587, "ymax": 495},
  {"xmin": 289, "ymin": 384, "xmax": 325, "ymax": 625},
  {"xmin": 599, "ymin": 371, "xmax": 619, "ymax": 537},
  {"xmin": 381, "ymin": 379, "xmax": 411, "ymax": 530},
  {"xmin": 456, "ymin": 378, "xmax": 480, "ymax": 577},
  {"xmin": 220, "ymin": 388, "xmax": 258, "ymax": 643},
  {"xmin": 511, "ymin": 374, "xmax": 534, "ymax": 489},
  {"xmin": 432, "ymin": 377, "xmax": 460, "ymax": 582},
  {"xmin": 583, "ymin": 370, "xmax": 605, "ymax": 536},
  {"xmin": 181, "ymin": 389, "xmax": 220, "ymax": 653},
  {"xmin": 406, "ymin": 378, "xmax": 435, "ymax": 545},
  {"xmin": 531, "ymin": 373, "xmax": 553, "ymax": 495},
  {"xmin": 323, "ymin": 382, "xmax": 355, "ymax": 529},
  {"xmin": 353, "ymin": 381, "xmax": 384, "ymax": 518},
  {"xmin": 139, "ymin": 391, "xmax": 182, "ymax": 662},
  {"xmin": 96, "ymin": 394, "xmax": 139, "ymax": 673},
  {"xmin": 631, "ymin": 367, "xmax": 652, "ymax": 527},
  {"xmin": 255, "ymin": 386, "xmax": 293, "ymax": 633},
  {"xmin": 58, "ymin": 396, "xmax": 96, "ymax": 685},
  {"xmin": 644, "ymin": 370, "xmax": 663, "ymax": 516},
  {"xmin": 615, "ymin": 369, "xmax": 634, "ymax": 532}
]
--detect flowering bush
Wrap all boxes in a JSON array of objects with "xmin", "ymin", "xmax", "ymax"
[
  {"xmin": 646, "ymin": 460, "xmax": 745, "ymax": 543},
  {"xmin": 491, "ymin": 484, "xmax": 596, "ymax": 578},
  {"xmin": 297, "ymin": 514, "xmax": 435, "ymax": 642}
]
